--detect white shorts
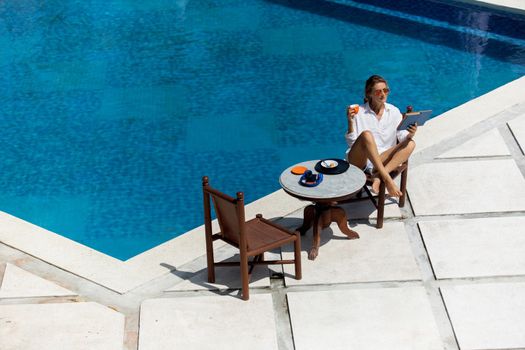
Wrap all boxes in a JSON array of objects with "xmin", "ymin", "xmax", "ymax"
[{"xmin": 363, "ymin": 160, "xmax": 374, "ymax": 174}]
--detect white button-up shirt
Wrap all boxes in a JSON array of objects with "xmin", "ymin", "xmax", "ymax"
[{"xmin": 345, "ymin": 102, "xmax": 409, "ymax": 158}]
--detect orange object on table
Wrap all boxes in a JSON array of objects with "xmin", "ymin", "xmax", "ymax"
[{"xmin": 291, "ymin": 166, "xmax": 307, "ymax": 175}]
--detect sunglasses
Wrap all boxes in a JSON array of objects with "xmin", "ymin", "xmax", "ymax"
[{"xmin": 373, "ymin": 88, "xmax": 390, "ymax": 96}]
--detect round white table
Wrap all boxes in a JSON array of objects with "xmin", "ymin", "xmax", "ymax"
[{"xmin": 279, "ymin": 160, "xmax": 366, "ymax": 260}]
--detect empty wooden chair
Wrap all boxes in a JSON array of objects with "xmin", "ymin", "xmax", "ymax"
[{"xmin": 202, "ymin": 176, "xmax": 302, "ymax": 300}]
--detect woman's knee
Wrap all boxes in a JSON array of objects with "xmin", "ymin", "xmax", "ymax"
[
  {"xmin": 358, "ymin": 130, "xmax": 375, "ymax": 144},
  {"xmin": 407, "ymin": 139, "xmax": 416, "ymax": 151}
]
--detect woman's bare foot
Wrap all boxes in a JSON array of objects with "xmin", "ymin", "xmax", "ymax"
[
  {"xmin": 371, "ymin": 177, "xmax": 381, "ymax": 194},
  {"xmin": 385, "ymin": 179, "xmax": 402, "ymax": 197},
  {"xmin": 371, "ymin": 176, "xmax": 402, "ymax": 197}
]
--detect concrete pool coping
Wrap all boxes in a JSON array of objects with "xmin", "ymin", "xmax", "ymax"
[
  {"xmin": 454, "ymin": 0, "xmax": 525, "ymax": 14},
  {"xmin": 1, "ymin": 73, "xmax": 524, "ymax": 294}
]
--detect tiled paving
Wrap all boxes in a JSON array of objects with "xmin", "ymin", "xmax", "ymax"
[
  {"xmin": 282, "ymin": 222, "xmax": 421, "ymax": 286},
  {"xmin": 0, "ymin": 302, "xmax": 125, "ymax": 350},
  {"xmin": 420, "ymin": 217, "xmax": 525, "ymax": 279},
  {"xmin": 287, "ymin": 287, "xmax": 444, "ymax": 350},
  {"xmin": 436, "ymin": 129, "xmax": 511, "ymax": 158},
  {"xmin": 139, "ymin": 295, "xmax": 278, "ymax": 350},
  {"xmin": 0, "ymin": 263, "xmax": 76, "ymax": 298},
  {"xmin": 408, "ymin": 159, "xmax": 525, "ymax": 216},
  {"xmin": 0, "ymin": 2, "xmax": 524, "ymax": 350},
  {"xmin": 441, "ymin": 283, "xmax": 525, "ymax": 350}
]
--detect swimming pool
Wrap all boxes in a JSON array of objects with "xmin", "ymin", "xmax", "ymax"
[{"xmin": 0, "ymin": 0, "xmax": 524, "ymax": 260}]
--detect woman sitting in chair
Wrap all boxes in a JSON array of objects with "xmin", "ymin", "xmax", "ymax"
[{"xmin": 345, "ymin": 75, "xmax": 417, "ymax": 197}]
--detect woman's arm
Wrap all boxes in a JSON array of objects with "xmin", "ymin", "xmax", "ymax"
[{"xmin": 345, "ymin": 106, "xmax": 358, "ymax": 149}]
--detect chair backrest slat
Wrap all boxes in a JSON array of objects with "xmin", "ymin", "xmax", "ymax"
[
  {"xmin": 202, "ymin": 177, "xmax": 246, "ymax": 247},
  {"xmin": 211, "ymin": 194, "xmax": 241, "ymax": 245}
]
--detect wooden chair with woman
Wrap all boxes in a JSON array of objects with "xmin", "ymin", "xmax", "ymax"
[{"xmin": 343, "ymin": 75, "xmax": 416, "ymax": 228}]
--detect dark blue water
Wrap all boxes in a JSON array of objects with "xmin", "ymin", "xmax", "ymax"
[{"xmin": 0, "ymin": 0, "xmax": 524, "ymax": 260}]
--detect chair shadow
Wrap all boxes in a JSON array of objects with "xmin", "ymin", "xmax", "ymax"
[
  {"xmin": 159, "ymin": 252, "xmax": 272, "ymax": 299},
  {"xmin": 277, "ymin": 218, "xmax": 354, "ymax": 255}
]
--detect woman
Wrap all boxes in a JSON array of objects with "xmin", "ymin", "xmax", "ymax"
[{"xmin": 345, "ymin": 75, "xmax": 417, "ymax": 197}]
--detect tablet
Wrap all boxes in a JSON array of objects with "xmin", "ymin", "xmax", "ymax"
[{"xmin": 397, "ymin": 110, "xmax": 432, "ymax": 130}]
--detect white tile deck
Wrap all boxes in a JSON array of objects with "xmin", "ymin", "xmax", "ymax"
[
  {"xmin": 441, "ymin": 282, "xmax": 525, "ymax": 350},
  {"xmin": 436, "ymin": 129, "xmax": 510, "ymax": 158},
  {"xmin": 0, "ymin": 302, "xmax": 125, "ymax": 350},
  {"xmin": 0, "ymin": 263, "xmax": 76, "ymax": 298},
  {"xmin": 408, "ymin": 159, "xmax": 525, "ymax": 216},
  {"xmin": 287, "ymin": 287, "xmax": 443, "ymax": 350},
  {"xmin": 283, "ymin": 222, "xmax": 421, "ymax": 285},
  {"xmin": 508, "ymin": 113, "xmax": 525, "ymax": 153},
  {"xmin": 419, "ymin": 217, "xmax": 525, "ymax": 279},
  {"xmin": 138, "ymin": 294, "xmax": 278, "ymax": 350}
]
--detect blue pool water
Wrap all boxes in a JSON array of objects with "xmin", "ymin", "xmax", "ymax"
[{"xmin": 0, "ymin": 0, "xmax": 524, "ymax": 260}]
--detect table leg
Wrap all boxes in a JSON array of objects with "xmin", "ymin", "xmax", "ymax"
[
  {"xmin": 331, "ymin": 206, "xmax": 360, "ymax": 239},
  {"xmin": 296, "ymin": 204, "xmax": 315, "ymax": 236},
  {"xmin": 307, "ymin": 204, "xmax": 359, "ymax": 260},
  {"xmin": 308, "ymin": 205, "xmax": 332, "ymax": 260},
  {"xmin": 308, "ymin": 207, "xmax": 322, "ymax": 260}
]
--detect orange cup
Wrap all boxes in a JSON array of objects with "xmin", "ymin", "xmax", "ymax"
[{"xmin": 349, "ymin": 104, "xmax": 359, "ymax": 114}]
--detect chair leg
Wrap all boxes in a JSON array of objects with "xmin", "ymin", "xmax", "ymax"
[
  {"xmin": 205, "ymin": 239, "xmax": 215, "ymax": 283},
  {"xmin": 294, "ymin": 236, "xmax": 302, "ymax": 280},
  {"xmin": 377, "ymin": 181, "xmax": 386, "ymax": 229},
  {"xmin": 399, "ymin": 167, "xmax": 408, "ymax": 208},
  {"xmin": 240, "ymin": 249, "xmax": 250, "ymax": 301}
]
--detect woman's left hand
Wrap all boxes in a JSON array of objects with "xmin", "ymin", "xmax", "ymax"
[{"xmin": 407, "ymin": 123, "xmax": 417, "ymax": 138}]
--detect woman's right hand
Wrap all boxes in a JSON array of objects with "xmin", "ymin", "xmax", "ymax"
[{"xmin": 346, "ymin": 106, "xmax": 357, "ymax": 121}]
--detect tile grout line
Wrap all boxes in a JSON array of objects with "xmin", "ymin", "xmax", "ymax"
[
  {"xmin": 0, "ymin": 263, "xmax": 6, "ymax": 289},
  {"xmin": 501, "ymin": 121, "xmax": 525, "ymax": 181},
  {"xmin": 505, "ymin": 123, "xmax": 525, "ymax": 156},
  {"xmin": 125, "ymin": 310, "xmax": 140, "ymax": 350},
  {"xmin": 271, "ymin": 278, "xmax": 296, "ymax": 350},
  {"xmin": 409, "ymin": 210, "xmax": 525, "ymax": 221},
  {"xmin": 271, "ymin": 252, "xmax": 295, "ymax": 350},
  {"xmin": 401, "ymin": 202, "xmax": 461, "ymax": 350},
  {"xmin": 437, "ymin": 287, "xmax": 462, "ymax": 350},
  {"xmin": 0, "ymin": 295, "xmax": 83, "ymax": 306}
]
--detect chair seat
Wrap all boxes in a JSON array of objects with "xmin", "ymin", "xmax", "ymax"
[
  {"xmin": 245, "ymin": 218, "xmax": 296, "ymax": 254},
  {"xmin": 364, "ymin": 163, "xmax": 408, "ymax": 185}
]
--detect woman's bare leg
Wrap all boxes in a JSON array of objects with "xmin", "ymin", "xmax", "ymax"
[
  {"xmin": 384, "ymin": 139, "xmax": 415, "ymax": 172},
  {"xmin": 346, "ymin": 131, "xmax": 402, "ymax": 197},
  {"xmin": 370, "ymin": 139, "xmax": 416, "ymax": 193}
]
